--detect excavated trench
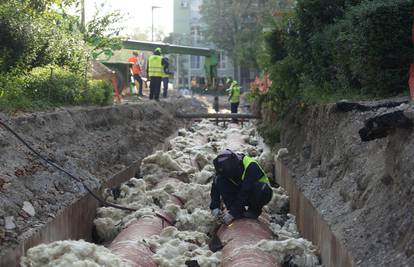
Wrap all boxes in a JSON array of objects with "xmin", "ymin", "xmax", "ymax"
[
  {"xmin": 15, "ymin": 119, "xmax": 324, "ymax": 267},
  {"xmin": 0, "ymin": 97, "xmax": 370, "ymax": 267}
]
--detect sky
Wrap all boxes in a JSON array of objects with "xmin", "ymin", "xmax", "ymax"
[{"xmin": 84, "ymin": 0, "xmax": 173, "ymax": 37}]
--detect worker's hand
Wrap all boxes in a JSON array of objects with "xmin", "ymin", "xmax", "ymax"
[
  {"xmin": 222, "ymin": 212, "xmax": 234, "ymax": 225},
  {"xmin": 211, "ymin": 208, "xmax": 222, "ymax": 220}
]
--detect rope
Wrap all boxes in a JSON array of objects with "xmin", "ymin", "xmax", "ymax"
[{"xmin": 0, "ymin": 119, "xmax": 137, "ymax": 212}]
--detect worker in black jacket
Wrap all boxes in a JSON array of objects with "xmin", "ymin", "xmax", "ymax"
[{"xmin": 210, "ymin": 149, "xmax": 273, "ymax": 225}]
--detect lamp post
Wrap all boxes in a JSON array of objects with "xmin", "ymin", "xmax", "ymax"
[{"xmin": 151, "ymin": 6, "xmax": 160, "ymax": 41}]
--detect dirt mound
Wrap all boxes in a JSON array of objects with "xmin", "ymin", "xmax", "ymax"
[
  {"xmin": 0, "ymin": 95, "xmax": 206, "ymax": 257},
  {"xmin": 280, "ymin": 99, "xmax": 414, "ymax": 266}
]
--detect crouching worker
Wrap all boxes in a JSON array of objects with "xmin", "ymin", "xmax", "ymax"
[{"xmin": 209, "ymin": 149, "xmax": 273, "ymax": 225}]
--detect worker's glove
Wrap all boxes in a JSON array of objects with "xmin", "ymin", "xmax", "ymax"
[
  {"xmin": 222, "ymin": 212, "xmax": 234, "ymax": 225},
  {"xmin": 211, "ymin": 208, "xmax": 222, "ymax": 220}
]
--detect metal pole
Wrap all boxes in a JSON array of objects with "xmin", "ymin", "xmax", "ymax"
[
  {"xmin": 176, "ymin": 54, "xmax": 179, "ymax": 89},
  {"xmin": 151, "ymin": 6, "xmax": 160, "ymax": 42},
  {"xmin": 188, "ymin": 54, "xmax": 192, "ymax": 95},
  {"xmin": 151, "ymin": 7, "xmax": 154, "ymax": 42},
  {"xmin": 80, "ymin": 0, "xmax": 85, "ymax": 32}
]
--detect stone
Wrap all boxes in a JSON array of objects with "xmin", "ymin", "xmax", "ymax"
[
  {"xmin": 22, "ymin": 201, "xmax": 36, "ymax": 217},
  {"xmin": 5, "ymin": 216, "xmax": 16, "ymax": 230}
]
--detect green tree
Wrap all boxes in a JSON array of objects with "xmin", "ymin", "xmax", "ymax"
[{"xmin": 200, "ymin": 0, "xmax": 292, "ymax": 79}]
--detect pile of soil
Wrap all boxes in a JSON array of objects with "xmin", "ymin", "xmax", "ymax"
[
  {"xmin": 0, "ymin": 95, "xmax": 206, "ymax": 257},
  {"xmin": 279, "ymin": 98, "xmax": 414, "ymax": 266}
]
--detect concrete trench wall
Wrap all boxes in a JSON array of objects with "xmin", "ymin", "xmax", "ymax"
[
  {"xmin": 0, "ymin": 160, "xmax": 141, "ymax": 267},
  {"xmin": 275, "ymin": 159, "xmax": 354, "ymax": 267}
]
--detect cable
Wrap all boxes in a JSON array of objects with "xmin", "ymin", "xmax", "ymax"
[{"xmin": 0, "ymin": 119, "xmax": 137, "ymax": 212}]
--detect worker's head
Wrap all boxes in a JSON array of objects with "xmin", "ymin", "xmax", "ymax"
[
  {"xmin": 154, "ymin": 47, "xmax": 162, "ymax": 55},
  {"xmin": 132, "ymin": 51, "xmax": 139, "ymax": 56},
  {"xmin": 213, "ymin": 149, "xmax": 243, "ymax": 180},
  {"xmin": 226, "ymin": 78, "xmax": 232, "ymax": 84}
]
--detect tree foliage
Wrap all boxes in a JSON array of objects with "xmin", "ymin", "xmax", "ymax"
[
  {"xmin": 0, "ymin": 0, "xmax": 121, "ymax": 111},
  {"xmin": 200, "ymin": 0, "xmax": 288, "ymax": 68},
  {"xmin": 259, "ymin": 0, "xmax": 413, "ymax": 117}
]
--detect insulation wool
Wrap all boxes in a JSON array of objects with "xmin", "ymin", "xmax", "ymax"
[
  {"xmin": 257, "ymin": 151, "xmax": 274, "ymax": 177},
  {"xmin": 253, "ymin": 238, "xmax": 320, "ymax": 267},
  {"xmin": 269, "ymin": 214, "xmax": 301, "ymax": 240},
  {"xmin": 174, "ymin": 207, "xmax": 217, "ymax": 234},
  {"xmin": 142, "ymin": 226, "xmax": 221, "ymax": 267},
  {"xmin": 163, "ymin": 182, "xmax": 212, "ymax": 212},
  {"xmin": 94, "ymin": 178, "xmax": 175, "ymax": 241},
  {"xmin": 20, "ymin": 240, "xmax": 132, "ymax": 267},
  {"xmin": 264, "ymin": 187, "xmax": 289, "ymax": 214}
]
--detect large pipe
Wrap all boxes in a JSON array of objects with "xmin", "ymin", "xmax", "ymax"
[
  {"xmin": 217, "ymin": 218, "xmax": 281, "ymax": 267},
  {"xmin": 109, "ymin": 214, "xmax": 170, "ymax": 267},
  {"xmin": 108, "ymin": 179, "xmax": 181, "ymax": 267}
]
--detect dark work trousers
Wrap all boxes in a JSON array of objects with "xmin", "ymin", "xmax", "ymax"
[
  {"xmin": 230, "ymin": 102, "xmax": 239, "ymax": 122},
  {"xmin": 149, "ymin": 76, "xmax": 162, "ymax": 100},
  {"xmin": 162, "ymin": 77, "xmax": 169, "ymax": 98},
  {"xmin": 215, "ymin": 177, "xmax": 273, "ymax": 218},
  {"xmin": 133, "ymin": 74, "xmax": 143, "ymax": 96},
  {"xmin": 230, "ymin": 102, "xmax": 239, "ymax": 113},
  {"xmin": 248, "ymin": 181, "xmax": 273, "ymax": 215}
]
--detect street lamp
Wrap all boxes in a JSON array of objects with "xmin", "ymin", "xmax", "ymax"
[{"xmin": 152, "ymin": 6, "xmax": 160, "ymax": 41}]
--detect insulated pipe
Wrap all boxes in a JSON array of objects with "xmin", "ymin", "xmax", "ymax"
[
  {"xmin": 109, "ymin": 214, "xmax": 170, "ymax": 267},
  {"xmin": 217, "ymin": 218, "xmax": 281, "ymax": 267},
  {"xmin": 108, "ymin": 179, "xmax": 182, "ymax": 267}
]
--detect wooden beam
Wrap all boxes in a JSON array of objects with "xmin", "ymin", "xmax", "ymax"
[{"xmin": 175, "ymin": 112, "xmax": 260, "ymax": 119}]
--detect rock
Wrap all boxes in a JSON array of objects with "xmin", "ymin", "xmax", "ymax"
[
  {"xmin": 403, "ymin": 108, "xmax": 414, "ymax": 121},
  {"xmin": 22, "ymin": 201, "xmax": 36, "ymax": 217},
  {"xmin": 249, "ymin": 136, "xmax": 259, "ymax": 146},
  {"xmin": 276, "ymin": 148, "xmax": 289, "ymax": 160},
  {"xmin": 5, "ymin": 216, "xmax": 16, "ymax": 230}
]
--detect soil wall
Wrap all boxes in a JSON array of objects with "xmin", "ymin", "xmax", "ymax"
[
  {"xmin": 279, "ymin": 101, "xmax": 414, "ymax": 266},
  {"xmin": 0, "ymin": 96, "xmax": 205, "ymax": 262}
]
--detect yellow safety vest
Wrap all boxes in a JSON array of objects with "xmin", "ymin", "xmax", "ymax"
[
  {"xmin": 241, "ymin": 156, "xmax": 269, "ymax": 184},
  {"xmin": 148, "ymin": 55, "xmax": 163, "ymax": 77},
  {"xmin": 230, "ymin": 83, "xmax": 241, "ymax": 103}
]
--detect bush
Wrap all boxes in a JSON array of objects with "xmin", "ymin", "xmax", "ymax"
[
  {"xmin": 334, "ymin": 0, "xmax": 413, "ymax": 96},
  {"xmin": 260, "ymin": 0, "xmax": 413, "ymax": 115},
  {"xmin": 0, "ymin": 66, "xmax": 114, "ymax": 112},
  {"xmin": 0, "ymin": 1, "xmax": 89, "ymax": 73},
  {"xmin": 0, "ymin": 72, "xmax": 32, "ymax": 112},
  {"xmin": 26, "ymin": 66, "xmax": 84, "ymax": 105},
  {"xmin": 82, "ymin": 80, "xmax": 113, "ymax": 106}
]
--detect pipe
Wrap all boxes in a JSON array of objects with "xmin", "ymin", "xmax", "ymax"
[
  {"xmin": 217, "ymin": 218, "xmax": 281, "ymax": 267},
  {"xmin": 108, "ymin": 179, "xmax": 180, "ymax": 267},
  {"xmin": 109, "ymin": 214, "xmax": 170, "ymax": 267}
]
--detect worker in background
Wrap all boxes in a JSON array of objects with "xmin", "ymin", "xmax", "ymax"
[
  {"xmin": 127, "ymin": 51, "xmax": 143, "ymax": 97},
  {"xmin": 162, "ymin": 56, "xmax": 171, "ymax": 98},
  {"xmin": 226, "ymin": 78, "xmax": 241, "ymax": 122},
  {"xmin": 210, "ymin": 149, "xmax": 273, "ymax": 225},
  {"xmin": 146, "ymin": 47, "xmax": 164, "ymax": 101}
]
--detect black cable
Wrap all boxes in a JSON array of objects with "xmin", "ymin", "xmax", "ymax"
[{"xmin": 0, "ymin": 119, "xmax": 137, "ymax": 212}]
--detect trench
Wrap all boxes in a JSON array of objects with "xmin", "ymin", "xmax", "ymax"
[{"xmin": 3, "ymin": 114, "xmax": 353, "ymax": 267}]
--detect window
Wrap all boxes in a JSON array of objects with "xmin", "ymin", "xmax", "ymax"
[
  {"xmin": 191, "ymin": 56, "xmax": 201, "ymax": 69},
  {"xmin": 218, "ymin": 51, "xmax": 227, "ymax": 69},
  {"xmin": 191, "ymin": 25, "xmax": 203, "ymax": 43},
  {"xmin": 181, "ymin": 1, "xmax": 188, "ymax": 8}
]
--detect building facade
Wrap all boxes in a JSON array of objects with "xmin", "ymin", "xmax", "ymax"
[{"xmin": 173, "ymin": 0, "xmax": 235, "ymax": 90}]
